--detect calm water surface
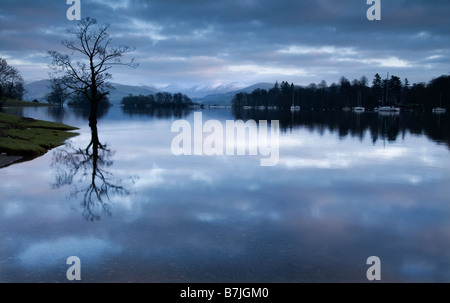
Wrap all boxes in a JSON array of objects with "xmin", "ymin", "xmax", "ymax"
[{"xmin": 1, "ymin": 106, "xmax": 449, "ymax": 282}]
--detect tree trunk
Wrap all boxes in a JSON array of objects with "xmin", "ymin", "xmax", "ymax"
[{"xmin": 87, "ymin": 85, "xmax": 101, "ymax": 153}]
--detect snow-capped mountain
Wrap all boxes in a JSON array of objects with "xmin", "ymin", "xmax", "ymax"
[{"xmin": 162, "ymin": 82, "xmax": 247, "ymax": 98}]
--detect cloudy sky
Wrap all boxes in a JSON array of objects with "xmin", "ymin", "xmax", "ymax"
[{"xmin": 1, "ymin": 0, "xmax": 449, "ymax": 89}]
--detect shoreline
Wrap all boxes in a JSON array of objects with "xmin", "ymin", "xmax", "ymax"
[
  {"xmin": 0, "ymin": 108, "xmax": 79, "ymax": 169},
  {"xmin": 0, "ymin": 154, "xmax": 23, "ymax": 168},
  {"xmin": 2, "ymin": 99, "xmax": 56, "ymax": 108}
]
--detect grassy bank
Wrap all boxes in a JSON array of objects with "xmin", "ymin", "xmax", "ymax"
[
  {"xmin": 0, "ymin": 112, "xmax": 79, "ymax": 160},
  {"xmin": 2, "ymin": 98, "xmax": 54, "ymax": 107}
]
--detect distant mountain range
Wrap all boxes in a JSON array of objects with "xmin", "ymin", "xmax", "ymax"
[
  {"xmin": 23, "ymin": 80, "xmax": 274, "ymax": 106},
  {"xmin": 195, "ymin": 82, "xmax": 274, "ymax": 106},
  {"xmin": 23, "ymin": 80, "xmax": 52, "ymax": 101},
  {"xmin": 162, "ymin": 82, "xmax": 245, "ymax": 98},
  {"xmin": 23, "ymin": 80, "xmax": 161, "ymax": 105}
]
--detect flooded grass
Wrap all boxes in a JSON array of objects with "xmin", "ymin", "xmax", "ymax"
[{"xmin": 0, "ymin": 111, "xmax": 79, "ymax": 158}]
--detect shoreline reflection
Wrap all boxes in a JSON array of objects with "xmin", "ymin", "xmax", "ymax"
[{"xmin": 232, "ymin": 109, "xmax": 450, "ymax": 149}]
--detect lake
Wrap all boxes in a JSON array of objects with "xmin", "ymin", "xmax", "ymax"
[{"xmin": 1, "ymin": 105, "xmax": 449, "ymax": 282}]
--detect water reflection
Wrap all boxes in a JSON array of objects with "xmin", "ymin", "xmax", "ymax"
[
  {"xmin": 121, "ymin": 107, "xmax": 193, "ymax": 119},
  {"xmin": 69, "ymin": 102, "xmax": 111, "ymax": 120},
  {"xmin": 232, "ymin": 108, "xmax": 450, "ymax": 149},
  {"xmin": 51, "ymin": 124, "xmax": 131, "ymax": 221},
  {"xmin": 1, "ymin": 106, "xmax": 449, "ymax": 282},
  {"xmin": 46, "ymin": 106, "xmax": 66, "ymax": 123}
]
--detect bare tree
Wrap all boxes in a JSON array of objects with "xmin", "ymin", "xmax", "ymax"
[
  {"xmin": 47, "ymin": 17, "xmax": 137, "ymax": 146},
  {"xmin": 47, "ymin": 18, "xmax": 137, "ymax": 220}
]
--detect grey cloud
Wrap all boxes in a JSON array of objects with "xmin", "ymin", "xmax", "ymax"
[{"xmin": 1, "ymin": 0, "xmax": 449, "ymax": 87}]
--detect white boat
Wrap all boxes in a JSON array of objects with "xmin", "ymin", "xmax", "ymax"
[
  {"xmin": 290, "ymin": 87, "xmax": 300, "ymax": 111},
  {"xmin": 376, "ymin": 73, "xmax": 400, "ymax": 113},
  {"xmin": 432, "ymin": 95, "xmax": 446, "ymax": 113},
  {"xmin": 378, "ymin": 106, "xmax": 400, "ymax": 112},
  {"xmin": 352, "ymin": 90, "xmax": 365, "ymax": 112},
  {"xmin": 432, "ymin": 107, "xmax": 446, "ymax": 113}
]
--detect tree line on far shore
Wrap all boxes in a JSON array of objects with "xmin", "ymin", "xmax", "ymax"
[
  {"xmin": 3, "ymin": 52, "xmax": 449, "ymax": 113},
  {"xmin": 121, "ymin": 92, "xmax": 194, "ymax": 109},
  {"xmin": 232, "ymin": 74, "xmax": 450, "ymax": 110}
]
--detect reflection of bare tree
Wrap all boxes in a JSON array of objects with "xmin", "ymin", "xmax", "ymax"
[{"xmin": 52, "ymin": 127, "xmax": 130, "ymax": 221}]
